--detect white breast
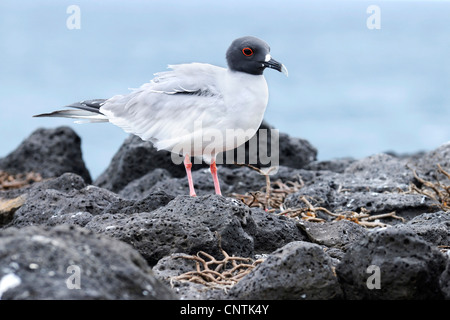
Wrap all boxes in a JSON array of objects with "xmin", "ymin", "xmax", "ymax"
[
  {"xmin": 218, "ymin": 71, "xmax": 269, "ymax": 150},
  {"xmin": 171, "ymin": 70, "xmax": 269, "ymax": 162}
]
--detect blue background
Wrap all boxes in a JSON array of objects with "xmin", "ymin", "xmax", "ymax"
[{"xmin": 1, "ymin": 0, "xmax": 449, "ymax": 179}]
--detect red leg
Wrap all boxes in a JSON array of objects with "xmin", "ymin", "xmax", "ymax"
[
  {"xmin": 210, "ymin": 160, "xmax": 222, "ymax": 196},
  {"xmin": 184, "ymin": 155, "xmax": 196, "ymax": 197}
]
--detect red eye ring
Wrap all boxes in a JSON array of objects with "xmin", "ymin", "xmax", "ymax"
[{"xmin": 242, "ymin": 47, "xmax": 254, "ymax": 56}]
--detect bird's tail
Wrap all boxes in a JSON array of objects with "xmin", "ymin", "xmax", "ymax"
[{"xmin": 33, "ymin": 99, "xmax": 109, "ymax": 124}]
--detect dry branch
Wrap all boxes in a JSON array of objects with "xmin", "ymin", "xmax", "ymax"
[{"xmin": 0, "ymin": 171, "xmax": 43, "ymax": 190}]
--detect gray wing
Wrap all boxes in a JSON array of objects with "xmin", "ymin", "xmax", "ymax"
[{"xmin": 100, "ymin": 63, "xmax": 227, "ymax": 151}]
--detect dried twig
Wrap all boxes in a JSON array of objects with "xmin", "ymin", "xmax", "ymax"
[
  {"xmin": 438, "ymin": 245, "xmax": 450, "ymax": 255},
  {"xmin": 172, "ymin": 251, "xmax": 262, "ymax": 286},
  {"xmin": 231, "ymin": 163, "xmax": 449, "ymax": 228},
  {"xmin": 409, "ymin": 165, "xmax": 450, "ymax": 212},
  {"xmin": 278, "ymin": 195, "xmax": 336, "ymax": 222},
  {"xmin": 0, "ymin": 171, "xmax": 43, "ymax": 190},
  {"xmin": 231, "ymin": 163, "xmax": 303, "ymax": 211},
  {"xmin": 170, "ymin": 235, "xmax": 264, "ymax": 290},
  {"xmin": 278, "ymin": 196, "xmax": 404, "ymax": 227}
]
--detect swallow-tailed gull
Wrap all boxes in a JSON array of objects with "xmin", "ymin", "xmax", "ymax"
[{"xmin": 34, "ymin": 36, "xmax": 288, "ymax": 197}]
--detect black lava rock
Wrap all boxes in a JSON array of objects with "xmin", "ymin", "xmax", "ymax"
[
  {"xmin": 6, "ymin": 173, "xmax": 172, "ymax": 228},
  {"xmin": 297, "ymin": 219, "xmax": 368, "ymax": 250},
  {"xmin": 221, "ymin": 120, "xmax": 317, "ymax": 169},
  {"xmin": 250, "ymin": 207, "xmax": 308, "ymax": 254},
  {"xmin": 0, "ymin": 224, "xmax": 176, "ymax": 299},
  {"xmin": 284, "ymin": 153, "xmax": 441, "ymax": 222},
  {"xmin": 336, "ymin": 227, "xmax": 447, "ymax": 299},
  {"xmin": 85, "ymin": 195, "xmax": 257, "ymax": 266},
  {"xmin": 394, "ymin": 211, "xmax": 450, "ymax": 247},
  {"xmin": 0, "ymin": 127, "xmax": 91, "ymax": 183},
  {"xmin": 93, "ymin": 134, "xmax": 198, "ymax": 193},
  {"xmin": 439, "ymin": 258, "xmax": 450, "ymax": 299},
  {"xmin": 1, "ymin": 125, "xmax": 449, "ymax": 301},
  {"xmin": 228, "ymin": 241, "xmax": 343, "ymax": 300}
]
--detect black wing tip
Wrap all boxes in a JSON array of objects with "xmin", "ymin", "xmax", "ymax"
[
  {"xmin": 32, "ymin": 110, "xmax": 75, "ymax": 118},
  {"xmin": 33, "ymin": 113, "xmax": 50, "ymax": 118}
]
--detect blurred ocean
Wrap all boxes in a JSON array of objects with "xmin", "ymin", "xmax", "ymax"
[{"xmin": 0, "ymin": 0, "xmax": 449, "ymax": 179}]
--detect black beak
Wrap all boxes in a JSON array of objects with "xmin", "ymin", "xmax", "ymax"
[{"xmin": 263, "ymin": 58, "xmax": 288, "ymax": 76}]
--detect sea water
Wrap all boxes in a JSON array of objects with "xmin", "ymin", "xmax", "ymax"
[{"xmin": 0, "ymin": 0, "xmax": 449, "ymax": 179}]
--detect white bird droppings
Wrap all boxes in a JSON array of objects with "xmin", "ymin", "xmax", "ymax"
[{"xmin": 0, "ymin": 273, "xmax": 22, "ymax": 299}]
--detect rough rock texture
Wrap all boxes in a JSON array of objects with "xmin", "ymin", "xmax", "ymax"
[
  {"xmin": 93, "ymin": 134, "xmax": 189, "ymax": 193},
  {"xmin": 12, "ymin": 185, "xmax": 120, "ymax": 227},
  {"xmin": 3, "ymin": 172, "xmax": 305, "ymax": 265},
  {"xmin": 221, "ymin": 121, "xmax": 317, "ymax": 169},
  {"xmin": 304, "ymin": 157, "xmax": 356, "ymax": 173},
  {"xmin": 219, "ymin": 165, "xmax": 314, "ymax": 196},
  {"xmin": 411, "ymin": 141, "xmax": 450, "ymax": 179},
  {"xmin": 336, "ymin": 227, "xmax": 447, "ymax": 299},
  {"xmin": 128, "ymin": 165, "xmax": 313, "ymax": 199},
  {"xmin": 118, "ymin": 168, "xmax": 173, "ymax": 199},
  {"xmin": 1, "ymin": 125, "xmax": 449, "ymax": 300},
  {"xmin": 0, "ymin": 127, "xmax": 91, "ymax": 183},
  {"xmin": 343, "ymin": 153, "xmax": 413, "ymax": 191},
  {"xmin": 297, "ymin": 220, "xmax": 368, "ymax": 250},
  {"xmin": 146, "ymin": 168, "xmax": 232, "ymax": 198},
  {"xmin": 251, "ymin": 208, "xmax": 307, "ymax": 254},
  {"xmin": 0, "ymin": 224, "xmax": 175, "ymax": 299},
  {"xmin": 439, "ymin": 258, "xmax": 450, "ymax": 299},
  {"xmin": 4, "ymin": 173, "xmax": 173, "ymax": 228},
  {"xmin": 276, "ymin": 129, "xmax": 317, "ymax": 169},
  {"xmin": 284, "ymin": 153, "xmax": 441, "ymax": 222},
  {"xmin": 393, "ymin": 211, "xmax": 450, "ymax": 246},
  {"xmin": 85, "ymin": 195, "xmax": 257, "ymax": 266},
  {"xmin": 228, "ymin": 241, "xmax": 343, "ymax": 300}
]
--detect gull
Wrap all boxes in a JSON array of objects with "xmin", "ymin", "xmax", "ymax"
[{"xmin": 34, "ymin": 36, "xmax": 288, "ymax": 197}]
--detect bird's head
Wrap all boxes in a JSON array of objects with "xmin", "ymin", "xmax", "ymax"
[{"xmin": 226, "ymin": 36, "xmax": 288, "ymax": 77}]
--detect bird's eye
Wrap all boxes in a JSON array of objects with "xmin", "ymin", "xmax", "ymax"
[{"xmin": 242, "ymin": 47, "xmax": 254, "ymax": 56}]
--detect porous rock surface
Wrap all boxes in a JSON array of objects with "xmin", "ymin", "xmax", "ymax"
[{"xmin": 1, "ymin": 126, "xmax": 449, "ymax": 300}]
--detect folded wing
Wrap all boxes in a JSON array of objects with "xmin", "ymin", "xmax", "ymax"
[{"xmin": 100, "ymin": 63, "xmax": 227, "ymax": 152}]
